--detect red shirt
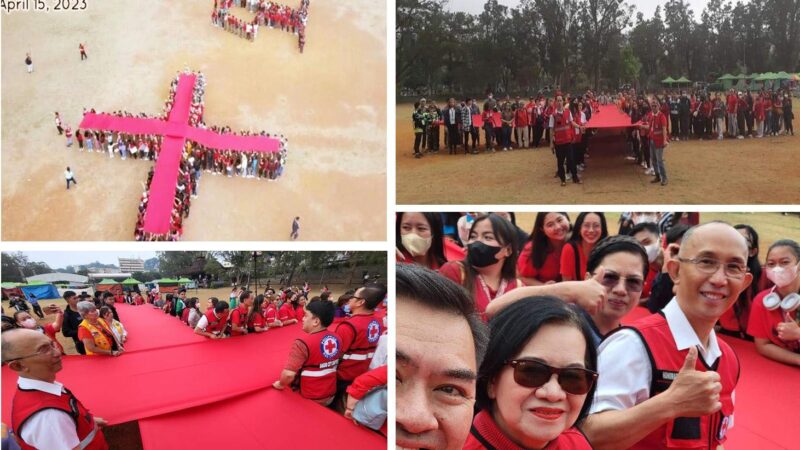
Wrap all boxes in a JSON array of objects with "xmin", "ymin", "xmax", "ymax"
[
  {"xmin": 230, "ymin": 304, "xmax": 249, "ymax": 336},
  {"xmin": 264, "ymin": 304, "xmax": 279, "ymax": 324},
  {"xmin": 438, "ymin": 261, "xmax": 522, "ymax": 316},
  {"xmin": 726, "ymin": 95, "xmax": 738, "ymax": 113},
  {"xmin": 747, "ymin": 288, "xmax": 800, "ymax": 353},
  {"xmin": 278, "ymin": 303, "xmax": 295, "ymax": 321},
  {"xmin": 560, "ymin": 242, "xmax": 589, "ymax": 281},
  {"xmin": 517, "ymin": 241, "xmax": 562, "ymax": 283},
  {"xmin": 248, "ymin": 311, "xmax": 265, "ymax": 330}
]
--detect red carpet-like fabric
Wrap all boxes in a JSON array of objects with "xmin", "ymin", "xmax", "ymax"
[
  {"xmin": 621, "ymin": 306, "xmax": 797, "ymax": 450},
  {"xmin": 586, "ymin": 105, "xmax": 639, "ymax": 129},
  {"xmin": 1, "ymin": 304, "xmax": 385, "ymax": 448}
]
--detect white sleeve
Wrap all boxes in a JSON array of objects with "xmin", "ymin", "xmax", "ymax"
[
  {"xmin": 20, "ymin": 409, "xmax": 81, "ymax": 450},
  {"xmin": 549, "ymin": 115, "xmax": 555, "ymax": 128},
  {"xmin": 369, "ymin": 334, "xmax": 388, "ymax": 369},
  {"xmin": 195, "ymin": 315, "xmax": 209, "ymax": 331},
  {"xmin": 590, "ymin": 329, "xmax": 652, "ymax": 413}
]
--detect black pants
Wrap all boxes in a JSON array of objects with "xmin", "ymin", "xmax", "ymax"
[
  {"xmin": 533, "ymin": 124, "xmax": 544, "ymax": 147},
  {"xmin": 501, "ymin": 125, "xmax": 512, "ymax": 148},
  {"xmin": 785, "ymin": 112, "xmax": 794, "ymax": 134},
  {"xmin": 555, "ymin": 143, "xmax": 577, "ymax": 182},
  {"xmin": 31, "ymin": 303, "xmax": 44, "ymax": 319},
  {"xmin": 67, "ymin": 178, "xmax": 77, "ymax": 189},
  {"xmin": 446, "ymin": 125, "xmax": 460, "ymax": 153},
  {"xmin": 413, "ymin": 132, "xmax": 423, "ymax": 155},
  {"xmin": 57, "ymin": 126, "xmax": 63, "ymax": 135},
  {"xmin": 670, "ymin": 114, "xmax": 679, "ymax": 137},
  {"xmin": 484, "ymin": 126, "xmax": 494, "ymax": 149},
  {"xmin": 80, "ymin": 51, "xmax": 87, "ymax": 60},
  {"xmin": 679, "ymin": 114, "xmax": 690, "ymax": 139},
  {"xmin": 631, "ymin": 132, "xmax": 641, "ymax": 164},
  {"xmin": 421, "ymin": 126, "xmax": 428, "ymax": 149},
  {"xmin": 641, "ymin": 138, "xmax": 651, "ymax": 168}
]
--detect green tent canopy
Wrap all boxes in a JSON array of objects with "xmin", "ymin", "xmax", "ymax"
[
  {"xmin": 121, "ymin": 278, "xmax": 142, "ymax": 285},
  {"xmin": 755, "ymin": 72, "xmax": 777, "ymax": 81},
  {"xmin": 177, "ymin": 278, "xmax": 192, "ymax": 284},
  {"xmin": 661, "ymin": 76, "xmax": 676, "ymax": 84},
  {"xmin": 674, "ymin": 76, "xmax": 691, "ymax": 83},
  {"xmin": 1, "ymin": 282, "xmax": 22, "ymax": 288},
  {"xmin": 155, "ymin": 278, "xmax": 180, "ymax": 284},
  {"xmin": 97, "ymin": 278, "xmax": 119, "ymax": 285},
  {"xmin": 732, "ymin": 73, "xmax": 747, "ymax": 79},
  {"xmin": 717, "ymin": 73, "xmax": 736, "ymax": 80},
  {"xmin": 24, "ymin": 280, "xmax": 47, "ymax": 286},
  {"xmin": 775, "ymin": 71, "xmax": 792, "ymax": 79}
]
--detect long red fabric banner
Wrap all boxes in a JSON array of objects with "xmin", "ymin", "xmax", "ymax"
[
  {"xmin": 139, "ymin": 385, "xmax": 386, "ymax": 450},
  {"xmin": 585, "ymin": 105, "xmax": 640, "ymax": 129}
]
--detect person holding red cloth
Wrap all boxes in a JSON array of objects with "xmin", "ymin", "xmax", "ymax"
[
  {"xmin": 263, "ymin": 295, "xmax": 284, "ymax": 328},
  {"xmin": 747, "ymin": 239, "xmax": 800, "ymax": 366},
  {"xmin": 273, "ymin": 299, "xmax": 342, "ymax": 406},
  {"xmin": 278, "ymin": 296, "xmax": 298, "ymax": 325},
  {"xmin": 4, "ymin": 329, "xmax": 109, "ymax": 449},
  {"xmin": 439, "ymin": 214, "xmax": 523, "ymax": 317},
  {"xmin": 229, "ymin": 290, "xmax": 254, "ymax": 336},
  {"xmin": 518, "ymin": 212, "xmax": 571, "ymax": 285},
  {"xmin": 194, "ymin": 301, "xmax": 229, "ymax": 339},
  {"xmin": 333, "ymin": 282, "xmax": 387, "ymax": 410},
  {"xmin": 464, "ymin": 297, "xmax": 596, "ymax": 450}
]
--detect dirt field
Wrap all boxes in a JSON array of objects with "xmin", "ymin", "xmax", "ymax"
[
  {"xmin": 396, "ymin": 101, "xmax": 800, "ymax": 205},
  {"xmin": 1, "ymin": 1, "xmax": 386, "ymax": 241}
]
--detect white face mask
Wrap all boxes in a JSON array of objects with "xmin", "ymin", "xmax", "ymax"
[
  {"xmin": 634, "ymin": 214, "xmax": 658, "ymax": 225},
  {"xmin": 766, "ymin": 264, "xmax": 799, "ymax": 288},
  {"xmin": 21, "ymin": 318, "xmax": 37, "ymax": 329},
  {"xmin": 645, "ymin": 243, "xmax": 660, "ymax": 263},
  {"xmin": 401, "ymin": 232, "xmax": 433, "ymax": 257}
]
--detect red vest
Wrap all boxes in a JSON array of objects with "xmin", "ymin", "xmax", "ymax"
[
  {"xmin": 552, "ymin": 110, "xmax": 574, "ymax": 145},
  {"xmin": 463, "ymin": 410, "xmax": 592, "ymax": 449},
  {"xmin": 335, "ymin": 313, "xmax": 382, "ymax": 381},
  {"xmin": 651, "ymin": 112, "xmax": 669, "ymax": 148},
  {"xmin": 203, "ymin": 309, "xmax": 229, "ymax": 335},
  {"xmin": 278, "ymin": 303, "xmax": 295, "ymax": 321},
  {"xmin": 624, "ymin": 313, "xmax": 738, "ymax": 450},
  {"xmin": 297, "ymin": 330, "xmax": 341, "ymax": 400},
  {"xmin": 230, "ymin": 304, "xmax": 249, "ymax": 336},
  {"xmin": 572, "ymin": 111, "xmax": 584, "ymax": 144},
  {"xmin": 12, "ymin": 385, "xmax": 108, "ymax": 450}
]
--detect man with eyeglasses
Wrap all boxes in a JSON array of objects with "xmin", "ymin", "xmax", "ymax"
[
  {"xmin": 584, "ymin": 222, "xmax": 753, "ymax": 450},
  {"xmin": 2, "ymin": 328, "xmax": 109, "ymax": 449}
]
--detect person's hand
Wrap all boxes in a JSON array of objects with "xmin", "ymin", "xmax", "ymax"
[
  {"xmin": 344, "ymin": 394, "xmax": 359, "ymax": 424},
  {"xmin": 272, "ymin": 380, "xmax": 283, "ymax": 390},
  {"xmin": 396, "ymin": 247, "xmax": 407, "ymax": 261},
  {"xmin": 776, "ymin": 320, "xmax": 800, "ymax": 341},
  {"xmin": 664, "ymin": 347, "xmax": 722, "ymax": 417},
  {"xmin": 571, "ymin": 267, "xmax": 607, "ymax": 315},
  {"xmin": 94, "ymin": 417, "xmax": 108, "ymax": 428}
]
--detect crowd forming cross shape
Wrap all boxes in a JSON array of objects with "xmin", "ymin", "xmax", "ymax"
[{"xmin": 79, "ymin": 73, "xmax": 282, "ymax": 237}]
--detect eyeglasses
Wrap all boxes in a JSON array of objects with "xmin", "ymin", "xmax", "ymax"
[
  {"xmin": 4, "ymin": 341, "xmax": 60, "ymax": 363},
  {"xmin": 593, "ymin": 271, "xmax": 644, "ymax": 292},
  {"xmin": 505, "ymin": 359, "xmax": 598, "ymax": 395},
  {"xmin": 676, "ymin": 256, "xmax": 747, "ymax": 279}
]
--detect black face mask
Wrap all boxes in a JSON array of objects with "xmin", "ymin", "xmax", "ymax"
[{"xmin": 468, "ymin": 241, "xmax": 503, "ymax": 268}]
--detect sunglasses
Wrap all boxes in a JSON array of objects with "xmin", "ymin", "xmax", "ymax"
[
  {"xmin": 594, "ymin": 271, "xmax": 644, "ymax": 293},
  {"xmin": 506, "ymin": 359, "xmax": 598, "ymax": 395}
]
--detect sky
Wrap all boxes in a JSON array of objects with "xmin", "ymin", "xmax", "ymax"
[
  {"xmin": 445, "ymin": 0, "xmax": 713, "ymax": 22},
  {"xmin": 17, "ymin": 252, "xmax": 158, "ymax": 270}
]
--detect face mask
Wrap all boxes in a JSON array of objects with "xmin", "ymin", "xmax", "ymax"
[
  {"xmin": 645, "ymin": 244, "xmax": 660, "ymax": 263},
  {"xmin": 21, "ymin": 318, "xmax": 37, "ymax": 329},
  {"xmin": 343, "ymin": 304, "xmax": 351, "ymax": 314},
  {"xmin": 468, "ymin": 241, "xmax": 503, "ymax": 268},
  {"xmin": 766, "ymin": 264, "xmax": 799, "ymax": 288},
  {"xmin": 634, "ymin": 214, "xmax": 657, "ymax": 225},
  {"xmin": 401, "ymin": 233, "xmax": 432, "ymax": 257}
]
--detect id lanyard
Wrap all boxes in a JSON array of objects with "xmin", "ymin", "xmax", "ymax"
[{"xmin": 477, "ymin": 275, "xmax": 508, "ymax": 303}]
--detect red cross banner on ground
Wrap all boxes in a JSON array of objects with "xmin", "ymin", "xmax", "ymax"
[{"xmin": 78, "ymin": 71, "xmax": 283, "ymax": 240}]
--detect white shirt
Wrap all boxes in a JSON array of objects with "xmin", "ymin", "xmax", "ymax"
[
  {"xmin": 64, "ymin": 170, "xmax": 74, "ymax": 180},
  {"xmin": 16, "ymin": 377, "xmax": 81, "ymax": 450},
  {"xmin": 368, "ymin": 333, "xmax": 388, "ymax": 369},
  {"xmin": 548, "ymin": 108, "xmax": 570, "ymax": 129},
  {"xmin": 591, "ymin": 298, "xmax": 731, "ymax": 420}
]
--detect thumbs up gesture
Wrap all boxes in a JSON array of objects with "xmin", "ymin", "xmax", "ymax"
[
  {"xmin": 571, "ymin": 267, "xmax": 608, "ymax": 315},
  {"xmin": 665, "ymin": 347, "xmax": 722, "ymax": 417}
]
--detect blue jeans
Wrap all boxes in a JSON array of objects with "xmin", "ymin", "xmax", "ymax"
[{"xmin": 653, "ymin": 146, "xmax": 667, "ymax": 182}]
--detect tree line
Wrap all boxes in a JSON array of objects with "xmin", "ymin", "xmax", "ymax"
[{"xmin": 397, "ymin": 0, "xmax": 800, "ymax": 96}]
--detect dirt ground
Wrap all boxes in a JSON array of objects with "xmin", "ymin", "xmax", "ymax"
[
  {"xmin": 395, "ymin": 101, "xmax": 800, "ymax": 205},
  {"xmin": 1, "ymin": 1, "xmax": 386, "ymax": 241}
]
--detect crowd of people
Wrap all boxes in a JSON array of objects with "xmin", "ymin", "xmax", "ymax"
[
  {"xmin": 211, "ymin": 0, "xmax": 310, "ymax": 52},
  {"xmin": 410, "ymin": 85, "xmax": 795, "ymax": 187},
  {"xmin": 1, "ymin": 280, "xmax": 388, "ymax": 447},
  {"xmin": 58, "ymin": 69, "xmax": 289, "ymax": 241},
  {"xmin": 397, "ymin": 211, "xmax": 799, "ymax": 449}
]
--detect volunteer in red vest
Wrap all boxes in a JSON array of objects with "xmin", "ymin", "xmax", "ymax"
[
  {"xmin": 273, "ymin": 299, "xmax": 342, "ymax": 406},
  {"xmin": 230, "ymin": 290, "xmax": 254, "ymax": 336},
  {"xmin": 583, "ymin": 222, "xmax": 753, "ymax": 450},
  {"xmin": 465, "ymin": 296, "xmax": 596, "ymax": 449},
  {"xmin": 649, "ymin": 98, "xmax": 670, "ymax": 186},
  {"xmin": 3, "ymin": 329, "xmax": 109, "ymax": 449},
  {"xmin": 334, "ymin": 282, "xmax": 387, "ymax": 407},
  {"xmin": 747, "ymin": 239, "xmax": 800, "ymax": 366},
  {"xmin": 194, "ymin": 300, "xmax": 230, "ymax": 339},
  {"xmin": 549, "ymin": 96, "xmax": 580, "ymax": 186},
  {"xmin": 514, "ymin": 97, "xmax": 529, "ymax": 148},
  {"xmin": 278, "ymin": 295, "xmax": 299, "ymax": 325},
  {"xmin": 77, "ymin": 301, "xmax": 123, "ymax": 357}
]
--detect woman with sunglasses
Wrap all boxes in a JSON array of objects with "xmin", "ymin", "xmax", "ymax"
[
  {"xmin": 581, "ymin": 235, "xmax": 649, "ymax": 346},
  {"xmin": 518, "ymin": 212, "xmax": 571, "ymax": 286},
  {"xmin": 464, "ymin": 296, "xmax": 597, "ymax": 449},
  {"xmin": 560, "ymin": 212, "xmax": 608, "ymax": 282},
  {"xmin": 747, "ymin": 239, "xmax": 800, "ymax": 366},
  {"xmin": 439, "ymin": 214, "xmax": 522, "ymax": 316}
]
